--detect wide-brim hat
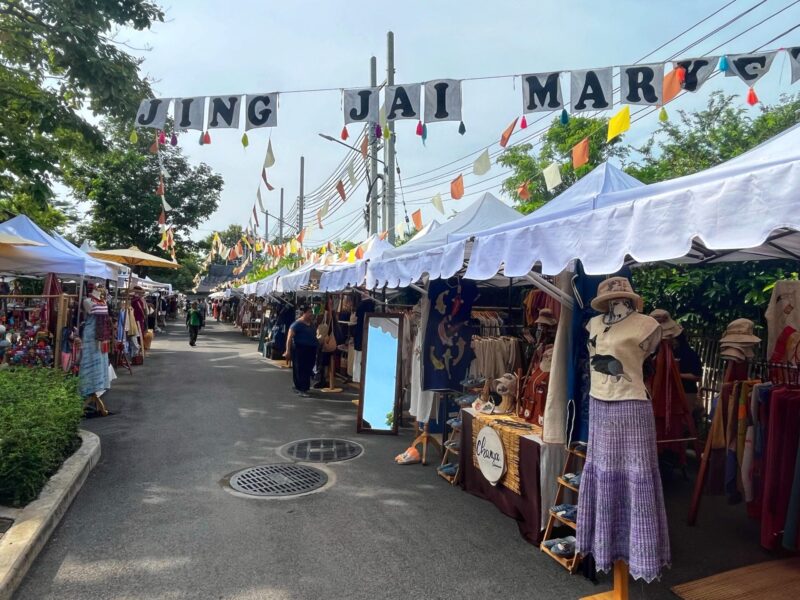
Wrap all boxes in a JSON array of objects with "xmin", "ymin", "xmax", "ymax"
[
  {"xmin": 720, "ymin": 346, "xmax": 747, "ymax": 362},
  {"xmin": 649, "ymin": 309, "xmax": 684, "ymax": 339},
  {"xmin": 535, "ymin": 308, "xmax": 558, "ymax": 327},
  {"xmin": 720, "ymin": 341, "xmax": 756, "ymax": 358},
  {"xmin": 720, "ymin": 318, "xmax": 761, "ymax": 344},
  {"xmin": 591, "ymin": 276, "xmax": 643, "ymax": 313}
]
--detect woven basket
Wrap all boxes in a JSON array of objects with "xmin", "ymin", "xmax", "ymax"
[{"xmin": 471, "ymin": 413, "xmax": 542, "ymax": 495}]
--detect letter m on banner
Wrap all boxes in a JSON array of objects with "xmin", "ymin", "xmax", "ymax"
[{"xmin": 522, "ymin": 72, "xmax": 563, "ymax": 113}]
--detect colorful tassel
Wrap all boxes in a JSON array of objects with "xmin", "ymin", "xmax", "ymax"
[
  {"xmin": 747, "ymin": 87, "xmax": 758, "ymax": 106},
  {"xmin": 203, "ymin": 131, "xmax": 211, "ymax": 144},
  {"xmin": 421, "ymin": 123, "xmax": 427, "ymax": 144},
  {"xmin": 719, "ymin": 56, "xmax": 729, "ymax": 72},
  {"xmin": 560, "ymin": 109, "xmax": 569, "ymax": 125},
  {"xmin": 383, "ymin": 125, "xmax": 390, "ymax": 139},
  {"xmin": 676, "ymin": 66, "xmax": 686, "ymax": 84},
  {"xmin": 199, "ymin": 131, "xmax": 204, "ymax": 145},
  {"xmin": 520, "ymin": 115, "xmax": 528, "ymax": 129},
  {"xmin": 458, "ymin": 121, "xmax": 466, "ymax": 135},
  {"xmin": 341, "ymin": 125, "xmax": 349, "ymax": 141},
  {"xmin": 170, "ymin": 132, "xmax": 178, "ymax": 146},
  {"xmin": 658, "ymin": 107, "xmax": 668, "ymax": 122},
  {"xmin": 148, "ymin": 141, "xmax": 158, "ymax": 154},
  {"xmin": 158, "ymin": 130, "xmax": 166, "ymax": 145},
  {"xmin": 374, "ymin": 123, "xmax": 382, "ymax": 138},
  {"xmin": 415, "ymin": 120, "xmax": 423, "ymax": 136},
  {"xmin": 241, "ymin": 132, "xmax": 249, "ymax": 147},
  {"xmin": 129, "ymin": 130, "xmax": 138, "ymax": 144}
]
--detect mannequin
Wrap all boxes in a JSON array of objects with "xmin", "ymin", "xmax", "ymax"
[
  {"xmin": 80, "ymin": 284, "xmax": 112, "ymax": 416},
  {"xmin": 577, "ymin": 277, "xmax": 669, "ymax": 596}
]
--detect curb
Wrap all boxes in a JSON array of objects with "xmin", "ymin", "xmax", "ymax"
[{"xmin": 0, "ymin": 429, "xmax": 101, "ymax": 600}]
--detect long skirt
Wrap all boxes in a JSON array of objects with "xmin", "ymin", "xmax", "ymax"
[
  {"xmin": 292, "ymin": 345, "xmax": 316, "ymax": 392},
  {"xmin": 576, "ymin": 396, "xmax": 670, "ymax": 583},
  {"xmin": 79, "ymin": 316, "xmax": 110, "ymax": 398}
]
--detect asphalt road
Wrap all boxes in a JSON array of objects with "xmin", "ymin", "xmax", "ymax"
[{"xmin": 15, "ymin": 321, "xmax": 768, "ymax": 600}]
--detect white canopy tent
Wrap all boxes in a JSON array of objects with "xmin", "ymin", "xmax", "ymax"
[
  {"xmin": 254, "ymin": 267, "xmax": 290, "ymax": 297},
  {"xmin": 366, "ymin": 193, "xmax": 521, "ymax": 288},
  {"xmin": 318, "ymin": 236, "xmax": 395, "ymax": 292},
  {"xmin": 276, "ymin": 255, "xmax": 336, "ymax": 293},
  {"xmin": 465, "ymin": 123, "xmax": 800, "ymax": 280}
]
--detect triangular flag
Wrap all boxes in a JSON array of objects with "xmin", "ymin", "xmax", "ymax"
[
  {"xmin": 158, "ymin": 210, "xmax": 166, "ymax": 233},
  {"xmin": 473, "ymin": 149, "xmax": 491, "ymax": 176},
  {"xmin": 297, "ymin": 228, "xmax": 306, "ymax": 244},
  {"xmin": 662, "ymin": 68, "xmax": 682, "ymax": 104},
  {"xmin": 289, "ymin": 239, "xmax": 299, "ymax": 253},
  {"xmin": 431, "ymin": 192, "xmax": 444, "ymax": 215},
  {"xmin": 500, "ymin": 117, "xmax": 518, "ymax": 148},
  {"xmin": 542, "ymin": 163, "xmax": 562, "ymax": 192},
  {"xmin": 264, "ymin": 139, "xmax": 276, "ymax": 168},
  {"xmin": 395, "ymin": 222, "xmax": 405, "ymax": 239},
  {"xmin": 411, "ymin": 209, "xmax": 423, "ymax": 230},
  {"xmin": 253, "ymin": 205, "xmax": 260, "ymax": 228},
  {"xmin": 347, "ymin": 160, "xmax": 357, "ymax": 187},
  {"xmin": 336, "ymin": 179, "xmax": 346, "ymax": 201},
  {"xmin": 257, "ymin": 188, "xmax": 265, "ymax": 212},
  {"xmin": 155, "ymin": 177, "xmax": 165, "ymax": 196},
  {"xmin": 355, "ymin": 246, "xmax": 365, "ymax": 260},
  {"xmin": 347, "ymin": 249, "xmax": 357, "ymax": 263},
  {"xmin": 317, "ymin": 209, "xmax": 324, "ymax": 230},
  {"xmin": 517, "ymin": 181, "xmax": 531, "ymax": 201},
  {"xmin": 161, "ymin": 196, "xmax": 172, "ymax": 212},
  {"xmin": 607, "ymin": 105, "xmax": 631, "ymax": 142},
  {"xmin": 572, "ymin": 138, "xmax": 590, "ymax": 169},
  {"xmin": 450, "ymin": 174, "xmax": 465, "ymax": 200},
  {"xmin": 320, "ymin": 198, "xmax": 330, "ymax": 218},
  {"xmin": 360, "ymin": 135, "xmax": 368, "ymax": 159},
  {"xmin": 261, "ymin": 169, "xmax": 275, "ymax": 191},
  {"xmin": 379, "ymin": 231, "xmax": 388, "ymax": 241},
  {"xmin": 338, "ymin": 250, "xmax": 347, "ymax": 261}
]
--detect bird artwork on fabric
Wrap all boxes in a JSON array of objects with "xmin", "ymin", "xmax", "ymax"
[
  {"xmin": 452, "ymin": 337, "xmax": 467, "ymax": 366},
  {"xmin": 437, "ymin": 315, "xmax": 468, "ymax": 346},
  {"xmin": 429, "ymin": 346, "xmax": 446, "ymax": 370},
  {"xmin": 435, "ymin": 291, "xmax": 448, "ymax": 315},
  {"xmin": 591, "ymin": 354, "xmax": 632, "ymax": 383}
]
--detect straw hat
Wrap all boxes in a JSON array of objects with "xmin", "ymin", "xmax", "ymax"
[
  {"xmin": 590, "ymin": 277, "xmax": 643, "ymax": 312},
  {"xmin": 535, "ymin": 308, "xmax": 558, "ymax": 327},
  {"xmin": 720, "ymin": 346, "xmax": 747, "ymax": 362},
  {"xmin": 720, "ymin": 318, "xmax": 761, "ymax": 344},
  {"xmin": 649, "ymin": 309, "xmax": 684, "ymax": 339},
  {"xmin": 720, "ymin": 341, "xmax": 756, "ymax": 358}
]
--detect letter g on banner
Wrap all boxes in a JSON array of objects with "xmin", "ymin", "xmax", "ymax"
[{"xmin": 245, "ymin": 93, "xmax": 279, "ymax": 130}]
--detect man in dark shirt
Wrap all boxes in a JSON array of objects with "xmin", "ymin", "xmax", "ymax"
[{"xmin": 285, "ymin": 305, "xmax": 318, "ymax": 396}]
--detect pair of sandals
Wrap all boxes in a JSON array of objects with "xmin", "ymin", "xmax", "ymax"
[
  {"xmin": 542, "ymin": 535, "xmax": 576, "ymax": 557},
  {"xmin": 394, "ymin": 447, "xmax": 421, "ymax": 465},
  {"xmin": 551, "ymin": 503, "xmax": 578, "ymax": 523},
  {"xmin": 438, "ymin": 463, "xmax": 458, "ymax": 476},
  {"xmin": 446, "ymin": 416, "xmax": 462, "ymax": 429}
]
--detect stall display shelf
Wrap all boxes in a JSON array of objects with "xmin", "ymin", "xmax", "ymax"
[{"xmin": 438, "ymin": 420, "xmax": 461, "ymax": 486}]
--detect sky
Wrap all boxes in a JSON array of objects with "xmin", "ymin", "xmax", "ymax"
[{"xmin": 117, "ymin": 0, "xmax": 800, "ymax": 248}]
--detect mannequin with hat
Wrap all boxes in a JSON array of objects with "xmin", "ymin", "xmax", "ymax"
[
  {"xmin": 79, "ymin": 283, "xmax": 111, "ymax": 416},
  {"xmin": 576, "ymin": 277, "xmax": 670, "ymax": 589}
]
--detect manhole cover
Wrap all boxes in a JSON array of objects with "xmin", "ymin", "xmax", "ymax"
[
  {"xmin": 284, "ymin": 438, "xmax": 363, "ymax": 463},
  {"xmin": 228, "ymin": 464, "xmax": 328, "ymax": 497}
]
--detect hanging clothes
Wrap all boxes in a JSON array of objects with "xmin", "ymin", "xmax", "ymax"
[
  {"xmin": 409, "ymin": 296, "xmax": 437, "ymax": 423},
  {"xmin": 79, "ymin": 298, "xmax": 111, "ymax": 398},
  {"xmin": 765, "ymin": 280, "xmax": 800, "ymax": 358},
  {"xmin": 648, "ymin": 343, "xmax": 691, "ymax": 465}
]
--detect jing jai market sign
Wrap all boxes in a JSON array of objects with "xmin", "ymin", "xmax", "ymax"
[{"xmin": 475, "ymin": 426, "xmax": 505, "ymax": 486}]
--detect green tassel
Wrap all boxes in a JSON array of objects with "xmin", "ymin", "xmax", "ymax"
[
  {"xmin": 659, "ymin": 107, "xmax": 668, "ymax": 122},
  {"xmin": 560, "ymin": 109, "xmax": 569, "ymax": 125},
  {"xmin": 241, "ymin": 132, "xmax": 249, "ymax": 148},
  {"xmin": 129, "ymin": 129, "xmax": 138, "ymax": 144}
]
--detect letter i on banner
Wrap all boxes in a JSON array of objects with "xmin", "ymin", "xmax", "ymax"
[
  {"xmin": 174, "ymin": 97, "xmax": 205, "ymax": 130},
  {"xmin": 423, "ymin": 80, "xmax": 462, "ymax": 123}
]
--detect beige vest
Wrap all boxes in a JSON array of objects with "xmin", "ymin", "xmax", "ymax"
[{"xmin": 587, "ymin": 312, "xmax": 660, "ymax": 401}]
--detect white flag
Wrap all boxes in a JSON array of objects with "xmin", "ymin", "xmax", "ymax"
[
  {"xmin": 161, "ymin": 195, "xmax": 172, "ymax": 212},
  {"xmin": 264, "ymin": 139, "xmax": 276, "ymax": 168},
  {"xmin": 725, "ymin": 52, "xmax": 778, "ymax": 86},
  {"xmin": 431, "ymin": 193, "xmax": 444, "ymax": 215},
  {"xmin": 320, "ymin": 198, "xmax": 330, "ymax": 218},
  {"xmin": 543, "ymin": 163, "xmax": 562, "ymax": 192},
  {"xmin": 257, "ymin": 189, "xmax": 265, "ymax": 212},
  {"xmin": 395, "ymin": 222, "xmax": 405, "ymax": 239},
  {"xmin": 473, "ymin": 149, "xmax": 491, "ymax": 176},
  {"xmin": 347, "ymin": 160, "xmax": 357, "ymax": 187}
]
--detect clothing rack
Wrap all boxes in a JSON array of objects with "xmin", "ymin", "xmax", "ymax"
[{"xmin": 749, "ymin": 360, "xmax": 800, "ymax": 384}]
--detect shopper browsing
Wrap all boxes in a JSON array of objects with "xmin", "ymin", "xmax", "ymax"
[
  {"xmin": 186, "ymin": 301, "xmax": 205, "ymax": 347},
  {"xmin": 284, "ymin": 304, "xmax": 318, "ymax": 397}
]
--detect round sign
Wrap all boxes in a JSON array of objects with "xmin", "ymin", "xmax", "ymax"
[{"xmin": 475, "ymin": 426, "xmax": 506, "ymax": 486}]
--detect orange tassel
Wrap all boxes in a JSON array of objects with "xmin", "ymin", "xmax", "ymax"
[{"xmin": 747, "ymin": 87, "xmax": 758, "ymax": 106}]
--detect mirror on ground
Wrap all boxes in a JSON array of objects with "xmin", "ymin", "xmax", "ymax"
[{"xmin": 358, "ymin": 314, "xmax": 402, "ymax": 434}]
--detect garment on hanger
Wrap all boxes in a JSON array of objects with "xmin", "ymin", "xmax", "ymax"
[
  {"xmin": 765, "ymin": 280, "xmax": 800, "ymax": 358},
  {"xmin": 409, "ymin": 295, "xmax": 437, "ymax": 423},
  {"xmin": 648, "ymin": 343, "xmax": 691, "ymax": 465},
  {"xmin": 79, "ymin": 296, "xmax": 111, "ymax": 398}
]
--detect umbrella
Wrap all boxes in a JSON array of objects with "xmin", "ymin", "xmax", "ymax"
[
  {"xmin": 87, "ymin": 246, "xmax": 179, "ymax": 269},
  {"xmin": 0, "ymin": 232, "xmax": 44, "ymax": 246}
]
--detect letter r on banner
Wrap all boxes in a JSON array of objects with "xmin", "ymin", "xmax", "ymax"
[{"xmin": 620, "ymin": 64, "xmax": 663, "ymax": 106}]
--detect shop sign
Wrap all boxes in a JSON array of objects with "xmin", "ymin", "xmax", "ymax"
[{"xmin": 475, "ymin": 426, "xmax": 505, "ymax": 486}]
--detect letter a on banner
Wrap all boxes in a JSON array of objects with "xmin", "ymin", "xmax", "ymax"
[
  {"xmin": 385, "ymin": 84, "xmax": 421, "ymax": 121},
  {"xmin": 725, "ymin": 52, "xmax": 777, "ymax": 86},
  {"xmin": 570, "ymin": 69, "xmax": 612, "ymax": 112},
  {"xmin": 621, "ymin": 64, "xmax": 663, "ymax": 105},
  {"xmin": 674, "ymin": 57, "xmax": 717, "ymax": 92},
  {"xmin": 522, "ymin": 72, "xmax": 563, "ymax": 113},
  {"xmin": 136, "ymin": 99, "xmax": 172, "ymax": 129},
  {"xmin": 343, "ymin": 88, "xmax": 379, "ymax": 124},
  {"xmin": 174, "ymin": 97, "xmax": 205, "ymax": 130},
  {"xmin": 424, "ymin": 79, "xmax": 462, "ymax": 123},
  {"xmin": 245, "ymin": 93, "xmax": 278, "ymax": 130},
  {"xmin": 207, "ymin": 96, "xmax": 241, "ymax": 129}
]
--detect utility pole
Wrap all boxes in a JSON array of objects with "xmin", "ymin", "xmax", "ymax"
[
  {"xmin": 386, "ymin": 31, "xmax": 396, "ymax": 244},
  {"xmin": 264, "ymin": 210, "xmax": 268, "ymax": 243},
  {"xmin": 369, "ymin": 56, "xmax": 379, "ymax": 236},
  {"xmin": 298, "ymin": 156, "xmax": 305, "ymax": 232},
  {"xmin": 279, "ymin": 188, "xmax": 284, "ymax": 243}
]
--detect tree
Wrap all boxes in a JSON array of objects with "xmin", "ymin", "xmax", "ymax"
[
  {"xmin": 497, "ymin": 115, "xmax": 627, "ymax": 213},
  {"xmin": 0, "ymin": 1, "xmax": 163, "ymax": 223}
]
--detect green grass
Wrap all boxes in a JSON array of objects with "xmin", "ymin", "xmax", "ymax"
[{"xmin": 0, "ymin": 368, "xmax": 83, "ymax": 507}]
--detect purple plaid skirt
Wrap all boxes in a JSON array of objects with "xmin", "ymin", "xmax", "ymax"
[{"xmin": 576, "ymin": 396, "xmax": 670, "ymax": 583}]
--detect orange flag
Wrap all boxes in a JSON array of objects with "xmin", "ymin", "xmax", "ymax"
[
  {"xmin": 355, "ymin": 245, "xmax": 365, "ymax": 259},
  {"xmin": 517, "ymin": 181, "xmax": 531, "ymax": 201},
  {"xmin": 156, "ymin": 177, "xmax": 165, "ymax": 196},
  {"xmin": 336, "ymin": 179, "xmax": 346, "ymax": 201},
  {"xmin": 500, "ymin": 117, "xmax": 518, "ymax": 148},
  {"xmin": 379, "ymin": 230, "xmax": 388, "ymax": 240},
  {"xmin": 450, "ymin": 174, "xmax": 465, "ymax": 200},
  {"xmin": 297, "ymin": 228, "xmax": 306, "ymax": 244},
  {"xmin": 411, "ymin": 209, "xmax": 423, "ymax": 230},
  {"xmin": 662, "ymin": 68, "xmax": 682, "ymax": 105},
  {"xmin": 572, "ymin": 137, "xmax": 590, "ymax": 169},
  {"xmin": 360, "ymin": 136, "xmax": 368, "ymax": 159}
]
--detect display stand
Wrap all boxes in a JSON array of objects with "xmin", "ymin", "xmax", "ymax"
[
  {"xmin": 581, "ymin": 562, "xmax": 629, "ymax": 600},
  {"xmin": 411, "ymin": 420, "xmax": 442, "ymax": 466},
  {"xmin": 318, "ymin": 354, "xmax": 343, "ymax": 394},
  {"xmin": 540, "ymin": 442, "xmax": 585, "ymax": 573},
  {"xmin": 438, "ymin": 417, "xmax": 461, "ymax": 484}
]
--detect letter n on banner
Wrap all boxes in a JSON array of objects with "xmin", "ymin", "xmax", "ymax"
[
  {"xmin": 207, "ymin": 96, "xmax": 242, "ymax": 129},
  {"xmin": 136, "ymin": 98, "xmax": 172, "ymax": 129},
  {"xmin": 343, "ymin": 88, "xmax": 379, "ymax": 124},
  {"xmin": 174, "ymin": 97, "xmax": 205, "ymax": 130},
  {"xmin": 385, "ymin": 84, "xmax": 421, "ymax": 121},
  {"xmin": 245, "ymin": 93, "xmax": 279, "ymax": 130},
  {"xmin": 522, "ymin": 72, "xmax": 563, "ymax": 113},
  {"xmin": 570, "ymin": 69, "xmax": 612, "ymax": 112},
  {"xmin": 620, "ymin": 64, "xmax": 663, "ymax": 105},
  {"xmin": 424, "ymin": 79, "xmax": 462, "ymax": 123}
]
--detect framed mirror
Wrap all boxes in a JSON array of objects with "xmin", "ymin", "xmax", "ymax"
[{"xmin": 357, "ymin": 313, "xmax": 403, "ymax": 434}]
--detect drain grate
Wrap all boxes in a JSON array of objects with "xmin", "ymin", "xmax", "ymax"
[
  {"xmin": 284, "ymin": 438, "xmax": 363, "ymax": 463},
  {"xmin": 229, "ymin": 464, "xmax": 328, "ymax": 497}
]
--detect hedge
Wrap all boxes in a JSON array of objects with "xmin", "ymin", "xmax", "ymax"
[{"xmin": 0, "ymin": 368, "xmax": 83, "ymax": 507}]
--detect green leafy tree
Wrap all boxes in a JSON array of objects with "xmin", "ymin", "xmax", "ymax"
[
  {"xmin": 498, "ymin": 115, "xmax": 628, "ymax": 213},
  {"xmin": 0, "ymin": 0, "xmax": 164, "ymax": 224}
]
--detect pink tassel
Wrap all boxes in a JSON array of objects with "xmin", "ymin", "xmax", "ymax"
[
  {"xmin": 415, "ymin": 120, "xmax": 423, "ymax": 136},
  {"xmin": 203, "ymin": 131, "xmax": 211, "ymax": 144},
  {"xmin": 520, "ymin": 116, "xmax": 528, "ymax": 129},
  {"xmin": 158, "ymin": 130, "xmax": 166, "ymax": 145}
]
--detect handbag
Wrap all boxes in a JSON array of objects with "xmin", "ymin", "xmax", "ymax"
[{"xmin": 317, "ymin": 310, "xmax": 337, "ymax": 353}]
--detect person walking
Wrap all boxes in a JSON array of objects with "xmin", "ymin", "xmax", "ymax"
[
  {"xmin": 284, "ymin": 304, "xmax": 318, "ymax": 396},
  {"xmin": 186, "ymin": 301, "xmax": 204, "ymax": 346}
]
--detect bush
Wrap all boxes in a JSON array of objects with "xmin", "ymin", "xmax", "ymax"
[{"xmin": 0, "ymin": 368, "xmax": 83, "ymax": 507}]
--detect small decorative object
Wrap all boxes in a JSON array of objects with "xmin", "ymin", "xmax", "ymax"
[
  {"xmin": 341, "ymin": 125, "xmax": 349, "ymax": 141},
  {"xmin": 170, "ymin": 132, "xmax": 178, "ymax": 146},
  {"xmin": 560, "ymin": 108, "xmax": 569, "ymax": 125},
  {"xmin": 520, "ymin": 115, "xmax": 528, "ymax": 129},
  {"xmin": 129, "ymin": 129, "xmax": 138, "ymax": 144},
  {"xmin": 458, "ymin": 120, "xmax": 466, "ymax": 135}
]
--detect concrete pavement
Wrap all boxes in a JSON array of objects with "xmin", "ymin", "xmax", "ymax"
[{"xmin": 14, "ymin": 321, "xmax": 767, "ymax": 599}]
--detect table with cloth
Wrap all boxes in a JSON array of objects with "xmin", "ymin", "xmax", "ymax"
[{"xmin": 459, "ymin": 408, "xmax": 544, "ymax": 544}]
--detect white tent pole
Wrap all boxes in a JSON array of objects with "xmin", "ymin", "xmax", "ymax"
[{"xmin": 525, "ymin": 272, "xmax": 575, "ymax": 309}]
